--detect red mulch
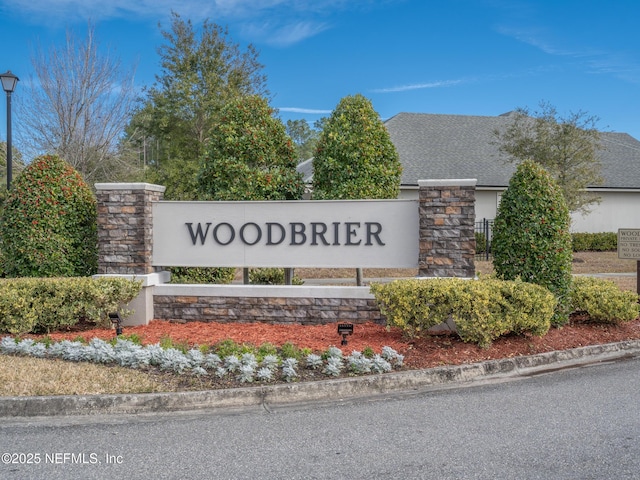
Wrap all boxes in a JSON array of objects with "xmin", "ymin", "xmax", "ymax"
[{"xmin": 23, "ymin": 316, "xmax": 640, "ymax": 370}]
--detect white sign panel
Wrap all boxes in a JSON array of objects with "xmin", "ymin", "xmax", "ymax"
[
  {"xmin": 618, "ymin": 229, "xmax": 640, "ymax": 259},
  {"xmin": 153, "ymin": 200, "xmax": 419, "ymax": 268}
]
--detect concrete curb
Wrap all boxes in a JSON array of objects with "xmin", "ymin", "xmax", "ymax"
[{"xmin": 2, "ymin": 340, "xmax": 639, "ymax": 418}]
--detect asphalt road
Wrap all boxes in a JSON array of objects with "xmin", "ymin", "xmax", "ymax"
[{"xmin": 1, "ymin": 356, "xmax": 639, "ymax": 480}]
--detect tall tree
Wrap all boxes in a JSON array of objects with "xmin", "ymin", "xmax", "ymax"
[
  {"xmin": 131, "ymin": 12, "xmax": 268, "ymax": 199},
  {"xmin": 17, "ymin": 23, "xmax": 139, "ymax": 184},
  {"xmin": 285, "ymin": 119, "xmax": 319, "ymax": 161},
  {"xmin": 313, "ymin": 94, "xmax": 402, "ymax": 200},
  {"xmin": 312, "ymin": 94, "xmax": 402, "ymax": 284},
  {"xmin": 198, "ymin": 95, "xmax": 304, "ymax": 285},
  {"xmin": 493, "ymin": 101, "xmax": 604, "ymax": 215},
  {"xmin": 198, "ymin": 95, "xmax": 304, "ymax": 201}
]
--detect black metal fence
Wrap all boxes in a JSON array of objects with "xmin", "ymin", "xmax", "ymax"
[{"xmin": 475, "ymin": 218, "xmax": 493, "ymax": 261}]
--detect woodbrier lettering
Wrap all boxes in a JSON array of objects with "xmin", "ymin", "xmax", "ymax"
[{"xmin": 185, "ymin": 221, "xmax": 385, "ymax": 247}]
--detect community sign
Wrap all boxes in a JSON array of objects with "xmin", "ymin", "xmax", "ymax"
[
  {"xmin": 153, "ymin": 200, "xmax": 419, "ymax": 268},
  {"xmin": 618, "ymin": 228, "xmax": 640, "ymax": 259}
]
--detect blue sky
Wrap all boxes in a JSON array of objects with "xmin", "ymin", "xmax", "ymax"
[{"xmin": 1, "ymin": 0, "xmax": 639, "ymax": 147}]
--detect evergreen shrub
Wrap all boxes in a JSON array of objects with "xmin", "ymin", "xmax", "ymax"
[
  {"xmin": 169, "ymin": 267, "xmax": 235, "ymax": 284},
  {"xmin": 370, "ymin": 277, "xmax": 555, "ymax": 348},
  {"xmin": 571, "ymin": 232, "xmax": 617, "ymax": 252},
  {"xmin": 197, "ymin": 95, "xmax": 305, "ymax": 201},
  {"xmin": 249, "ymin": 268, "xmax": 304, "ymax": 285},
  {"xmin": 0, "ymin": 277, "xmax": 142, "ymax": 334},
  {"xmin": 313, "ymin": 93, "xmax": 402, "ymax": 200},
  {"xmin": 570, "ymin": 276, "xmax": 639, "ymax": 324},
  {"xmin": 0, "ymin": 154, "xmax": 97, "ymax": 277},
  {"xmin": 491, "ymin": 160, "xmax": 573, "ymax": 326}
]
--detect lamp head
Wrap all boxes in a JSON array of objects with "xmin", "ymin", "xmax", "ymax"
[{"xmin": 0, "ymin": 71, "xmax": 19, "ymax": 94}]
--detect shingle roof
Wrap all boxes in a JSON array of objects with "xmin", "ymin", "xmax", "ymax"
[{"xmin": 384, "ymin": 112, "xmax": 640, "ymax": 189}]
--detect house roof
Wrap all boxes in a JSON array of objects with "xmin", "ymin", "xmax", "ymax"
[{"xmin": 384, "ymin": 112, "xmax": 640, "ymax": 189}]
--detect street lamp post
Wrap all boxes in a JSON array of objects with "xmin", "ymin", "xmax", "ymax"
[{"xmin": 0, "ymin": 70, "xmax": 19, "ymax": 189}]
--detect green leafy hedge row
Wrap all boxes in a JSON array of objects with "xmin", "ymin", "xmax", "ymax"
[
  {"xmin": 0, "ymin": 277, "xmax": 142, "ymax": 334},
  {"xmin": 570, "ymin": 276, "xmax": 639, "ymax": 323},
  {"xmin": 476, "ymin": 232, "xmax": 617, "ymax": 255},
  {"xmin": 371, "ymin": 277, "xmax": 556, "ymax": 348},
  {"xmin": 571, "ymin": 232, "xmax": 617, "ymax": 252},
  {"xmin": 371, "ymin": 276, "xmax": 639, "ymax": 348}
]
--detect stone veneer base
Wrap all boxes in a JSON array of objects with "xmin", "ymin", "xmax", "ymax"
[{"xmin": 153, "ymin": 284, "xmax": 383, "ymax": 325}]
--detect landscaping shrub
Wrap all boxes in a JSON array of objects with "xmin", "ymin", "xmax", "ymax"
[
  {"xmin": 370, "ymin": 277, "xmax": 556, "ymax": 348},
  {"xmin": 570, "ymin": 276, "xmax": 639, "ymax": 324},
  {"xmin": 475, "ymin": 231, "xmax": 489, "ymax": 255},
  {"xmin": 0, "ymin": 277, "xmax": 142, "ymax": 334},
  {"xmin": 0, "ymin": 154, "xmax": 97, "ymax": 277},
  {"xmin": 249, "ymin": 268, "xmax": 304, "ymax": 285},
  {"xmin": 492, "ymin": 160, "xmax": 573, "ymax": 326},
  {"xmin": 571, "ymin": 232, "xmax": 617, "ymax": 252},
  {"xmin": 169, "ymin": 267, "xmax": 235, "ymax": 284}
]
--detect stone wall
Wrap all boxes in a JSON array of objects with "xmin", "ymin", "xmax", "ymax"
[
  {"xmin": 95, "ymin": 183, "xmax": 165, "ymax": 275},
  {"xmin": 95, "ymin": 180, "xmax": 476, "ymax": 326},
  {"xmin": 418, "ymin": 179, "xmax": 476, "ymax": 278},
  {"xmin": 153, "ymin": 286, "xmax": 383, "ymax": 325}
]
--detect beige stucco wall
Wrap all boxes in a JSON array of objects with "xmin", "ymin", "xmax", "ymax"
[{"xmin": 401, "ymin": 186, "xmax": 640, "ymax": 233}]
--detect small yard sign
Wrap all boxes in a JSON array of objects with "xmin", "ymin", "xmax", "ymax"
[{"xmin": 617, "ymin": 229, "xmax": 640, "ymax": 259}]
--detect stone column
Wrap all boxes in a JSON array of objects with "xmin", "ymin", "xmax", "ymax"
[
  {"xmin": 96, "ymin": 183, "xmax": 165, "ymax": 274},
  {"xmin": 95, "ymin": 183, "xmax": 168, "ymax": 325},
  {"xmin": 418, "ymin": 179, "xmax": 476, "ymax": 278}
]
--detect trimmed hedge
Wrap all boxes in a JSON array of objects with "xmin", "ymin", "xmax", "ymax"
[
  {"xmin": 0, "ymin": 277, "xmax": 142, "ymax": 334},
  {"xmin": 169, "ymin": 267, "xmax": 235, "ymax": 284},
  {"xmin": 370, "ymin": 277, "xmax": 556, "ymax": 348},
  {"xmin": 249, "ymin": 268, "xmax": 305, "ymax": 285},
  {"xmin": 570, "ymin": 276, "xmax": 639, "ymax": 324},
  {"xmin": 571, "ymin": 232, "xmax": 617, "ymax": 252}
]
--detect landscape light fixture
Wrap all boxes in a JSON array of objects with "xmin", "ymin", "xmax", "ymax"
[
  {"xmin": 109, "ymin": 312, "xmax": 123, "ymax": 337},
  {"xmin": 337, "ymin": 323, "xmax": 354, "ymax": 346},
  {"xmin": 0, "ymin": 70, "xmax": 19, "ymax": 189}
]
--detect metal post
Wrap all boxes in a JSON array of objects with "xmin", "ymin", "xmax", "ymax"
[
  {"xmin": 6, "ymin": 89, "xmax": 12, "ymax": 189},
  {"xmin": 484, "ymin": 218, "xmax": 490, "ymax": 261}
]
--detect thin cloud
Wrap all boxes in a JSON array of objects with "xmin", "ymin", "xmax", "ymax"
[
  {"xmin": 496, "ymin": 25, "xmax": 598, "ymax": 57},
  {"xmin": 278, "ymin": 107, "xmax": 332, "ymax": 114},
  {"xmin": 241, "ymin": 20, "xmax": 329, "ymax": 47},
  {"xmin": 497, "ymin": 25, "xmax": 640, "ymax": 83},
  {"xmin": 371, "ymin": 79, "xmax": 464, "ymax": 93}
]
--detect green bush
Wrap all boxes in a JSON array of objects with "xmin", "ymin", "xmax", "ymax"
[
  {"xmin": 312, "ymin": 93, "xmax": 402, "ymax": 200},
  {"xmin": 571, "ymin": 232, "xmax": 617, "ymax": 252},
  {"xmin": 0, "ymin": 154, "xmax": 97, "ymax": 277},
  {"xmin": 475, "ymin": 232, "xmax": 488, "ymax": 255},
  {"xmin": 197, "ymin": 95, "xmax": 305, "ymax": 201},
  {"xmin": 570, "ymin": 276, "xmax": 639, "ymax": 324},
  {"xmin": 249, "ymin": 268, "xmax": 304, "ymax": 285},
  {"xmin": 370, "ymin": 277, "xmax": 555, "ymax": 348},
  {"xmin": 169, "ymin": 267, "xmax": 235, "ymax": 284},
  {"xmin": 0, "ymin": 277, "xmax": 142, "ymax": 334},
  {"xmin": 492, "ymin": 160, "xmax": 573, "ymax": 326}
]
